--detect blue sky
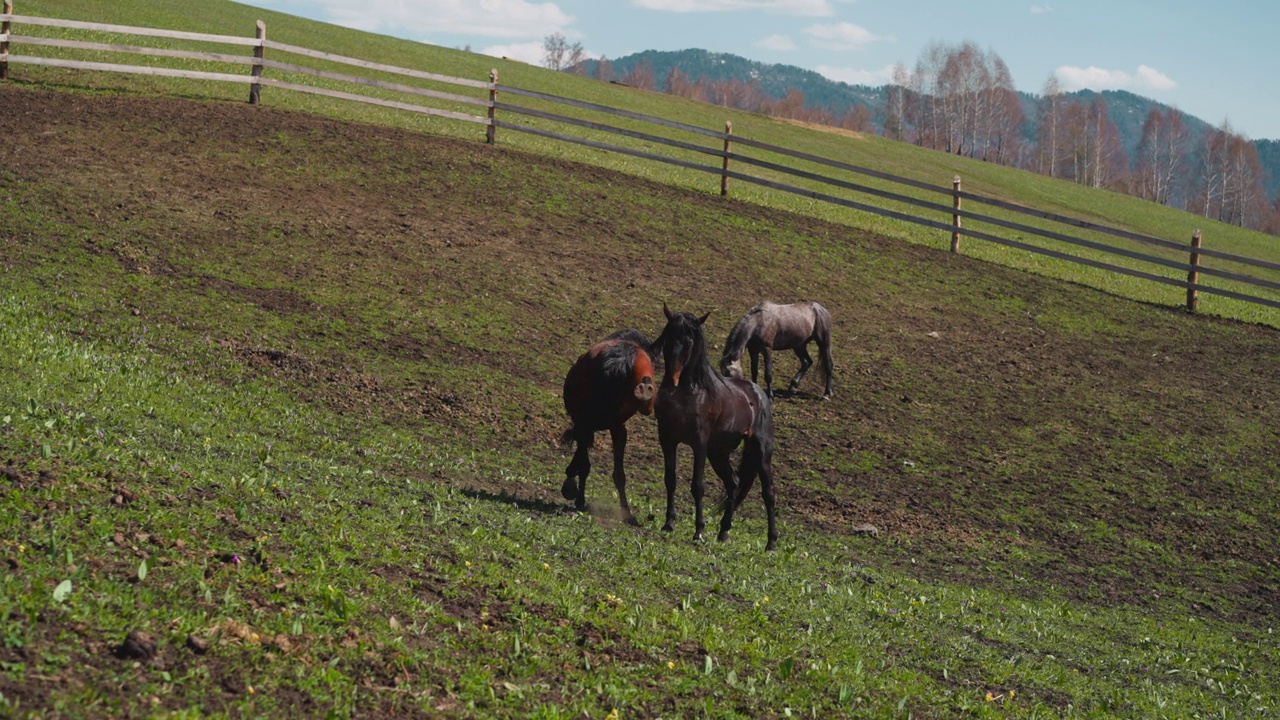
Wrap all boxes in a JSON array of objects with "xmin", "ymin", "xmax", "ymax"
[{"xmin": 238, "ymin": 0, "xmax": 1280, "ymax": 140}]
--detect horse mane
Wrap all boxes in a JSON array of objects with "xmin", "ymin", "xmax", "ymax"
[
  {"xmin": 673, "ymin": 314, "xmax": 727, "ymax": 394},
  {"xmin": 562, "ymin": 328, "xmax": 655, "ymax": 444},
  {"xmin": 721, "ymin": 304, "xmax": 766, "ymax": 362}
]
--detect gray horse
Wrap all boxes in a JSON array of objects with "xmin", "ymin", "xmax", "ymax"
[{"xmin": 719, "ymin": 301, "xmax": 834, "ymax": 399}]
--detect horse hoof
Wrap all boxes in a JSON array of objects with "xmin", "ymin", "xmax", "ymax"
[
  {"xmin": 717, "ymin": 531, "xmax": 730, "ymax": 542},
  {"xmin": 765, "ymin": 540, "xmax": 778, "ymax": 552},
  {"xmin": 560, "ymin": 478, "xmax": 577, "ymax": 501},
  {"xmin": 662, "ymin": 523, "xmax": 675, "ymax": 533}
]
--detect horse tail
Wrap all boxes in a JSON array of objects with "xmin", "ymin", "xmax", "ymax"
[
  {"xmin": 721, "ymin": 311, "xmax": 755, "ymax": 368},
  {"xmin": 812, "ymin": 302, "xmax": 834, "ymax": 378},
  {"xmin": 734, "ymin": 383, "xmax": 774, "ymax": 509}
]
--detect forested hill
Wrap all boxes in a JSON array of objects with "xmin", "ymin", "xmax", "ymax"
[
  {"xmin": 582, "ymin": 49, "xmax": 887, "ymax": 122},
  {"xmin": 585, "ymin": 49, "xmax": 1274, "ymax": 198}
]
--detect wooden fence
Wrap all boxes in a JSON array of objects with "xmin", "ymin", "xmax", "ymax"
[{"xmin": 3, "ymin": 4, "xmax": 1279, "ymax": 315}]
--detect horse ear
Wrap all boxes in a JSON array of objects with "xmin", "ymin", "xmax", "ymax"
[
  {"xmin": 697, "ymin": 311, "xmax": 711, "ymax": 326},
  {"xmin": 663, "ymin": 302, "xmax": 673, "ymax": 320}
]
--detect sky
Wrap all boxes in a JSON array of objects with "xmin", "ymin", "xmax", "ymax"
[{"xmin": 238, "ymin": 0, "xmax": 1280, "ymax": 140}]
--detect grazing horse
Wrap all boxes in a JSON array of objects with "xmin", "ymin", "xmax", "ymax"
[
  {"xmin": 653, "ymin": 305, "xmax": 778, "ymax": 550},
  {"xmin": 561, "ymin": 329, "xmax": 658, "ymax": 523},
  {"xmin": 719, "ymin": 300, "xmax": 834, "ymax": 399}
]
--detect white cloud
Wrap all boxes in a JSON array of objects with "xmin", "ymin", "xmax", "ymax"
[
  {"xmin": 1030, "ymin": 4, "xmax": 1052, "ymax": 14},
  {"xmin": 1135, "ymin": 64, "xmax": 1177, "ymax": 91},
  {"xmin": 479, "ymin": 41, "xmax": 546, "ymax": 64},
  {"xmin": 757, "ymin": 34, "xmax": 797, "ymax": 51},
  {"xmin": 803, "ymin": 22, "xmax": 886, "ymax": 51},
  {"xmin": 1055, "ymin": 64, "xmax": 1178, "ymax": 92},
  {"xmin": 304, "ymin": 0, "xmax": 575, "ymax": 40},
  {"xmin": 816, "ymin": 64, "xmax": 896, "ymax": 86},
  {"xmin": 631, "ymin": 0, "xmax": 835, "ymax": 16}
]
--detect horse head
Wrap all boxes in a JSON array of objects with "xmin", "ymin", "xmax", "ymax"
[
  {"xmin": 658, "ymin": 303, "xmax": 711, "ymax": 389},
  {"xmin": 720, "ymin": 355, "xmax": 744, "ymax": 380}
]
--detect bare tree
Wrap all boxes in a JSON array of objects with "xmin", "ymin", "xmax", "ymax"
[
  {"xmin": 1192, "ymin": 123, "xmax": 1229, "ymax": 219},
  {"xmin": 1135, "ymin": 107, "xmax": 1189, "ymax": 205},
  {"xmin": 620, "ymin": 61, "xmax": 655, "ymax": 90},
  {"xmin": 1088, "ymin": 96, "xmax": 1127, "ymax": 189},
  {"xmin": 1035, "ymin": 75, "xmax": 1064, "ymax": 177},
  {"xmin": 985, "ymin": 54, "xmax": 1024, "ymax": 165},
  {"xmin": 840, "ymin": 104, "xmax": 875, "ymax": 133},
  {"xmin": 542, "ymin": 33, "xmax": 568, "ymax": 71},
  {"xmin": 774, "ymin": 88, "xmax": 807, "ymax": 120},
  {"xmin": 665, "ymin": 67, "xmax": 704, "ymax": 100},
  {"xmin": 566, "ymin": 42, "xmax": 587, "ymax": 73},
  {"xmin": 884, "ymin": 62, "xmax": 911, "ymax": 141},
  {"xmin": 1221, "ymin": 129, "xmax": 1266, "ymax": 227},
  {"xmin": 595, "ymin": 56, "xmax": 614, "ymax": 83},
  {"xmin": 912, "ymin": 40, "xmax": 948, "ymax": 150}
]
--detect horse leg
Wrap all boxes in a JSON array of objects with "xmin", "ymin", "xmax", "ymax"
[
  {"xmin": 819, "ymin": 337, "xmax": 834, "ymax": 399},
  {"xmin": 737, "ymin": 433, "xmax": 776, "ymax": 551},
  {"xmin": 708, "ymin": 450, "xmax": 739, "ymax": 542},
  {"xmin": 761, "ymin": 346, "xmax": 775, "ymax": 398},
  {"xmin": 757, "ymin": 445, "xmax": 778, "ymax": 552},
  {"xmin": 691, "ymin": 448, "xmax": 708, "ymax": 542},
  {"xmin": 660, "ymin": 435, "xmax": 679, "ymax": 533},
  {"xmin": 609, "ymin": 423, "xmax": 638, "ymax": 526},
  {"xmin": 733, "ymin": 445, "xmax": 759, "ymax": 510},
  {"xmin": 749, "ymin": 348, "xmax": 761, "ymax": 385},
  {"xmin": 789, "ymin": 344, "xmax": 813, "ymax": 393},
  {"xmin": 562, "ymin": 432, "xmax": 591, "ymax": 510}
]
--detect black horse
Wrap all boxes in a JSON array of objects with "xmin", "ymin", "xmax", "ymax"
[
  {"xmin": 719, "ymin": 300, "xmax": 834, "ymax": 399},
  {"xmin": 560, "ymin": 329, "xmax": 657, "ymax": 523},
  {"xmin": 653, "ymin": 305, "xmax": 778, "ymax": 550}
]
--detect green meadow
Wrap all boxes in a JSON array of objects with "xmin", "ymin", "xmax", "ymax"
[{"xmin": 1, "ymin": 1, "xmax": 1278, "ymax": 717}]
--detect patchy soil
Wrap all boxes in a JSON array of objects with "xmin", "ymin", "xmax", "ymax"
[{"xmin": 3, "ymin": 80, "xmax": 1279, "ymax": 643}]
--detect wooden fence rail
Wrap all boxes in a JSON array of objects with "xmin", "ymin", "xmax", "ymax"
[{"xmin": 3, "ymin": 7, "xmax": 1279, "ymax": 315}]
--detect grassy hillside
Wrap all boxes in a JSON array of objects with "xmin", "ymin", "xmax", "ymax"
[
  {"xmin": 2, "ymin": 2, "xmax": 1279, "ymax": 718},
  {"xmin": 7, "ymin": 0, "xmax": 1280, "ymax": 327},
  {"xmin": 3, "ymin": 78, "xmax": 1280, "ymax": 718}
]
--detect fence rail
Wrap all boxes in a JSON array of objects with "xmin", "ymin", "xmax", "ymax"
[{"xmin": 3, "ymin": 5, "xmax": 1278, "ymax": 315}]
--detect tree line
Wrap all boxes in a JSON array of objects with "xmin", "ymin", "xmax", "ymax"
[{"xmin": 544, "ymin": 37, "xmax": 1279, "ymax": 236}]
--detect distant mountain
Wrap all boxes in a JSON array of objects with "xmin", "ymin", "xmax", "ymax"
[
  {"xmin": 586, "ymin": 49, "xmax": 1277, "ymax": 202},
  {"xmin": 1256, "ymin": 139, "xmax": 1280, "ymax": 202},
  {"xmin": 582, "ymin": 49, "xmax": 886, "ymax": 122}
]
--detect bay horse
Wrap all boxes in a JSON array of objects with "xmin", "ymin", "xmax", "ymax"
[
  {"xmin": 653, "ymin": 305, "xmax": 778, "ymax": 551},
  {"xmin": 719, "ymin": 300, "xmax": 834, "ymax": 399},
  {"xmin": 560, "ymin": 328, "xmax": 658, "ymax": 523}
]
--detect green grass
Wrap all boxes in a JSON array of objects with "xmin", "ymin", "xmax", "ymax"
[
  {"xmin": 2, "ymin": 302, "xmax": 1275, "ymax": 718},
  {"xmin": 8, "ymin": 0, "xmax": 1280, "ymax": 328},
  {"xmin": 2, "ymin": 2, "xmax": 1280, "ymax": 717}
]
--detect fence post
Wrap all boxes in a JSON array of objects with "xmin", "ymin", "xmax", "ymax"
[
  {"xmin": 248, "ymin": 20, "xmax": 265, "ymax": 104},
  {"xmin": 721, "ymin": 120, "xmax": 733, "ymax": 197},
  {"xmin": 951, "ymin": 175, "xmax": 962, "ymax": 253},
  {"xmin": 486, "ymin": 69, "xmax": 498, "ymax": 144},
  {"xmin": 1, "ymin": 0, "xmax": 13, "ymax": 81},
  {"xmin": 1186, "ymin": 229, "xmax": 1202, "ymax": 312}
]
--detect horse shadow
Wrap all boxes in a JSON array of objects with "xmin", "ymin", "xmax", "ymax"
[{"xmin": 460, "ymin": 486, "xmax": 649, "ymax": 528}]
